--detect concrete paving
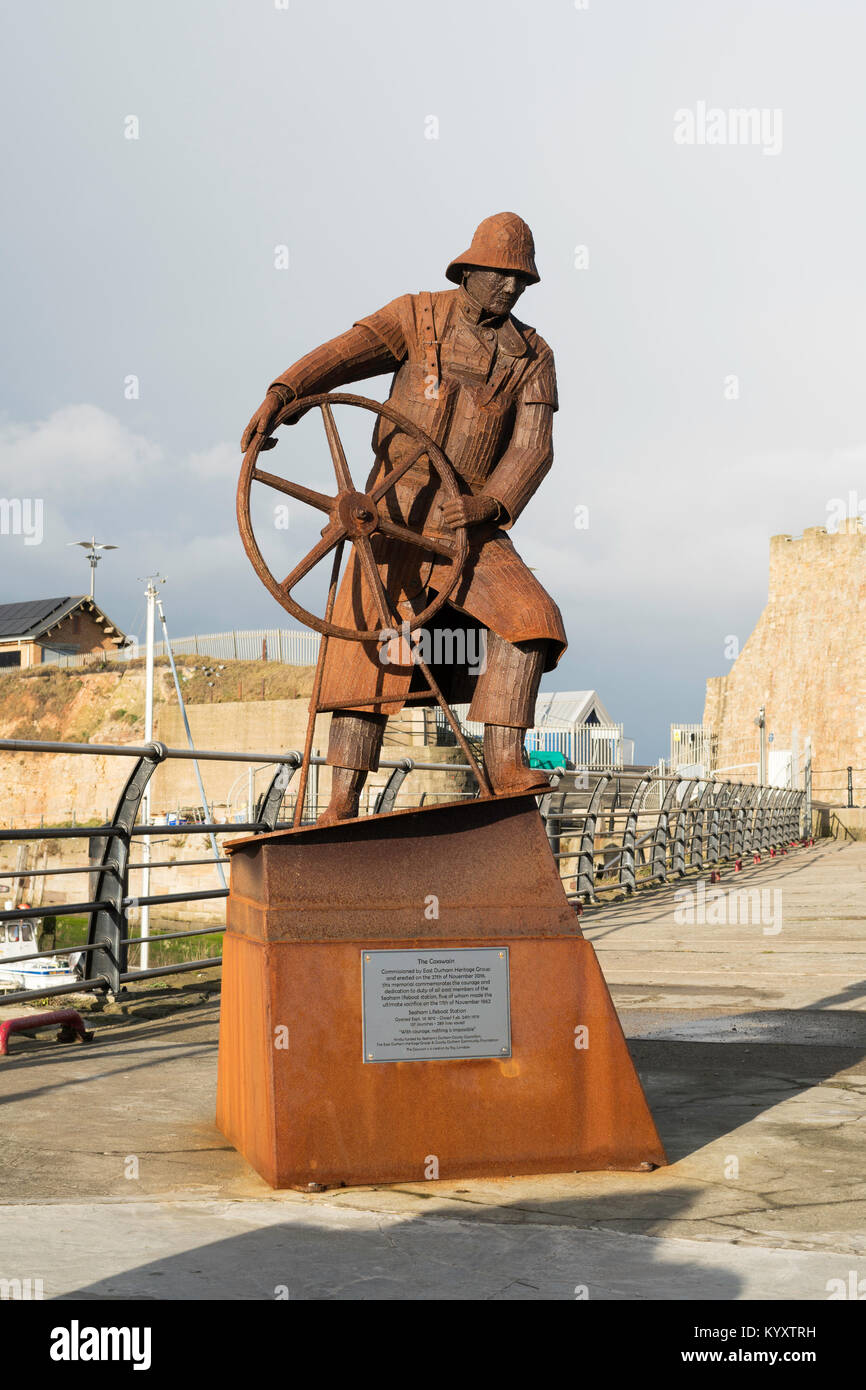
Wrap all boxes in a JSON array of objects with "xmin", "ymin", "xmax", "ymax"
[{"xmin": 1, "ymin": 839, "xmax": 864, "ymax": 1300}]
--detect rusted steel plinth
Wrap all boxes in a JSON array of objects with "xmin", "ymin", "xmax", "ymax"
[{"xmin": 217, "ymin": 793, "xmax": 666, "ymax": 1189}]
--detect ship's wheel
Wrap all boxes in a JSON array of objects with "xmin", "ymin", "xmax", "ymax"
[{"xmin": 237, "ymin": 392, "xmax": 492, "ymax": 822}]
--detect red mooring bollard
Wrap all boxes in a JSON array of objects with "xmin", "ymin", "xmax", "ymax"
[{"xmin": 0, "ymin": 1009, "xmax": 94, "ymax": 1057}]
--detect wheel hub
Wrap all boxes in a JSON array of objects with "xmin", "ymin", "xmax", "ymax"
[{"xmin": 337, "ymin": 490, "xmax": 380, "ymax": 537}]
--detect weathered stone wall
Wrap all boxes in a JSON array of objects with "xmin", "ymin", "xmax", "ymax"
[{"xmin": 703, "ymin": 519, "xmax": 866, "ymax": 799}]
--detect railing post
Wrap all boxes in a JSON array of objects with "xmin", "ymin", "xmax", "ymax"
[
  {"xmin": 707, "ymin": 782, "xmax": 733, "ymax": 864},
  {"xmin": 688, "ymin": 780, "xmax": 715, "ymax": 872},
  {"xmin": 793, "ymin": 789, "xmax": 805, "ymax": 840},
  {"xmin": 848, "ymin": 766, "xmax": 854, "ymax": 808},
  {"xmin": 766, "ymin": 788, "xmax": 780, "ymax": 852},
  {"xmin": 671, "ymin": 779, "xmax": 696, "ymax": 877},
  {"xmin": 256, "ymin": 754, "xmax": 301, "ymax": 830},
  {"xmin": 620, "ymin": 774, "xmax": 651, "ymax": 894},
  {"xmin": 539, "ymin": 787, "xmax": 566, "ymax": 860},
  {"xmin": 734, "ymin": 785, "xmax": 756, "ymax": 857},
  {"xmin": 374, "ymin": 758, "xmax": 414, "ymax": 814},
  {"xmin": 576, "ymin": 775, "xmax": 610, "ymax": 902},
  {"xmin": 650, "ymin": 777, "xmax": 680, "ymax": 883},
  {"xmin": 748, "ymin": 784, "xmax": 763, "ymax": 853},
  {"xmin": 758, "ymin": 787, "xmax": 770, "ymax": 852},
  {"xmin": 777, "ymin": 789, "xmax": 792, "ymax": 845},
  {"xmin": 767, "ymin": 789, "xmax": 783, "ymax": 850},
  {"xmin": 719, "ymin": 782, "xmax": 739, "ymax": 861},
  {"xmin": 85, "ymin": 742, "xmax": 167, "ymax": 994}
]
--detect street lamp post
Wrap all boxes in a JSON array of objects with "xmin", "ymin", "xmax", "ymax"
[
  {"xmin": 755, "ymin": 706, "xmax": 767, "ymax": 785},
  {"xmin": 67, "ymin": 537, "xmax": 118, "ymax": 600}
]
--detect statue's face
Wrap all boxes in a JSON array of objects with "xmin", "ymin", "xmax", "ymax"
[{"xmin": 463, "ymin": 267, "xmax": 528, "ymax": 317}]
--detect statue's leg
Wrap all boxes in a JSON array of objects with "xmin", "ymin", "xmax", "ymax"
[
  {"xmin": 467, "ymin": 633, "xmax": 550, "ymax": 795},
  {"xmin": 318, "ymin": 711, "xmax": 387, "ymax": 825}
]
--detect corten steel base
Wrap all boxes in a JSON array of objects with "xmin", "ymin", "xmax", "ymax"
[{"xmin": 216, "ymin": 793, "xmax": 666, "ymax": 1189}]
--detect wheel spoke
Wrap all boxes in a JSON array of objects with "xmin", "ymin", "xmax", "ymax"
[
  {"xmin": 320, "ymin": 402, "xmax": 354, "ymax": 493},
  {"xmin": 354, "ymin": 534, "xmax": 396, "ymax": 630},
  {"xmin": 376, "ymin": 516, "xmax": 456, "ymax": 558},
  {"xmin": 369, "ymin": 443, "xmax": 429, "ymax": 502},
  {"xmin": 280, "ymin": 522, "xmax": 346, "ymax": 594},
  {"xmin": 252, "ymin": 468, "xmax": 335, "ymax": 515}
]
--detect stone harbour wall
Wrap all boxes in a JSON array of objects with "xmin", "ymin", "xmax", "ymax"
[{"xmin": 704, "ymin": 519, "xmax": 866, "ymax": 800}]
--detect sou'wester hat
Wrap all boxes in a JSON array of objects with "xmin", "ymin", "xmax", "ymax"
[{"xmin": 446, "ymin": 211, "xmax": 540, "ymax": 285}]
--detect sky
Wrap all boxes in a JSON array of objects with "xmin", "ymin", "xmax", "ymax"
[{"xmin": 1, "ymin": 0, "xmax": 865, "ymax": 762}]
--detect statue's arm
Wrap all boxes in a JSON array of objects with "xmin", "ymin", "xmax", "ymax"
[
  {"xmin": 441, "ymin": 344, "xmax": 558, "ymax": 531},
  {"xmin": 267, "ymin": 325, "xmax": 401, "ymax": 404},
  {"xmin": 481, "ymin": 400, "xmax": 555, "ymax": 528},
  {"xmin": 241, "ymin": 297, "xmax": 410, "ymax": 452}
]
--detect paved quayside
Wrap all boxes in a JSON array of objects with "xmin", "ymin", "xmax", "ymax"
[{"xmin": 1, "ymin": 840, "xmax": 864, "ymax": 1299}]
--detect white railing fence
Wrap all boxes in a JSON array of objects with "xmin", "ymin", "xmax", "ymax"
[
  {"xmin": 434, "ymin": 707, "xmax": 627, "ymax": 769},
  {"xmin": 40, "ymin": 628, "xmax": 322, "ymax": 668}
]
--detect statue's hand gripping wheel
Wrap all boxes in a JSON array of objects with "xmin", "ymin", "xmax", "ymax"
[{"xmin": 236, "ymin": 391, "xmax": 492, "ymax": 821}]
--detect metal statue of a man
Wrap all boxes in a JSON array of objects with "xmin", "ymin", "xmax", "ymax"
[{"xmin": 241, "ymin": 212, "xmax": 567, "ymax": 823}]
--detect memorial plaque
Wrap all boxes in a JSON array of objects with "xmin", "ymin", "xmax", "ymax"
[{"xmin": 361, "ymin": 947, "xmax": 511, "ymax": 1063}]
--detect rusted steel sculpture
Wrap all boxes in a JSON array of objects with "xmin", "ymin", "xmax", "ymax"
[
  {"xmin": 224, "ymin": 216, "xmax": 667, "ymax": 1188},
  {"xmin": 238, "ymin": 213, "xmax": 567, "ymax": 823}
]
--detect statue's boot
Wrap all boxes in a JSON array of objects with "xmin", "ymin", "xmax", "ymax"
[
  {"xmin": 467, "ymin": 632, "xmax": 550, "ymax": 796},
  {"xmin": 317, "ymin": 766, "xmax": 368, "ymax": 825},
  {"xmin": 318, "ymin": 710, "xmax": 386, "ymax": 825},
  {"xmin": 483, "ymin": 724, "xmax": 551, "ymax": 796}
]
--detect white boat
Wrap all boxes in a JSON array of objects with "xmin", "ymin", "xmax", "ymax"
[{"xmin": 0, "ymin": 901, "xmax": 80, "ymax": 992}]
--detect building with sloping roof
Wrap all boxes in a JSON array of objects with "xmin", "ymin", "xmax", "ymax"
[
  {"xmin": 533, "ymin": 689, "xmax": 617, "ymax": 728},
  {"xmin": 530, "ymin": 689, "xmax": 634, "ymax": 767},
  {"xmin": 0, "ymin": 597, "xmax": 128, "ymax": 669},
  {"xmin": 441, "ymin": 688, "xmax": 634, "ymax": 767}
]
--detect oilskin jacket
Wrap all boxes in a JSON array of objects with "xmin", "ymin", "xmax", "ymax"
[{"xmin": 269, "ymin": 285, "xmax": 567, "ymax": 715}]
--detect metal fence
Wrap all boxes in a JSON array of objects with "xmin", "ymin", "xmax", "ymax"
[
  {"xmin": 670, "ymin": 723, "xmax": 718, "ymax": 771},
  {"xmin": 539, "ymin": 770, "xmax": 809, "ymax": 902},
  {"xmin": 811, "ymin": 766, "xmax": 865, "ymax": 808},
  {"xmin": 0, "ymin": 736, "xmax": 811, "ymax": 1008},
  {"xmin": 40, "ymin": 628, "xmax": 322, "ymax": 668},
  {"xmin": 527, "ymin": 722, "xmax": 625, "ymax": 769},
  {"xmin": 435, "ymin": 707, "xmax": 627, "ymax": 769}
]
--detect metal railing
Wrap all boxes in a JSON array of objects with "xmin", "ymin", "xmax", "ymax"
[
  {"xmin": 670, "ymin": 723, "xmax": 718, "ymax": 771},
  {"xmin": 0, "ymin": 737, "xmax": 811, "ymax": 1007},
  {"xmin": 811, "ymin": 767, "xmax": 864, "ymax": 808},
  {"xmin": 39, "ymin": 627, "xmax": 321, "ymax": 668},
  {"xmin": 540, "ymin": 770, "xmax": 809, "ymax": 903}
]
